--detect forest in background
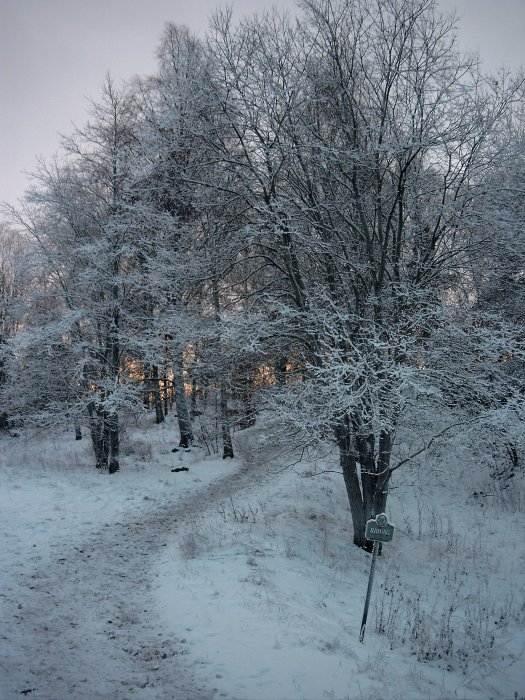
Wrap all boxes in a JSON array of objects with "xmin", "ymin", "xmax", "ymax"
[{"xmin": 1, "ymin": 0, "xmax": 524, "ymax": 549}]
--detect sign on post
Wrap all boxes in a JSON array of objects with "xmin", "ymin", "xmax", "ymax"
[
  {"xmin": 359, "ymin": 513, "xmax": 395, "ymax": 643},
  {"xmin": 365, "ymin": 512, "xmax": 394, "ymax": 543}
]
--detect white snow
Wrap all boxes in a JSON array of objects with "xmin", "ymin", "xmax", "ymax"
[{"xmin": 1, "ymin": 420, "xmax": 524, "ymax": 699}]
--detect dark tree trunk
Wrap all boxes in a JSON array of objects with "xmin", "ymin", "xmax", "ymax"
[
  {"xmin": 107, "ymin": 411, "xmax": 119, "ymax": 473},
  {"xmin": 374, "ymin": 429, "xmax": 392, "ymax": 515},
  {"xmin": 356, "ymin": 432, "xmax": 376, "ymax": 528},
  {"xmin": 173, "ymin": 352, "xmax": 193, "ymax": 448},
  {"xmin": 88, "ymin": 403, "xmax": 108, "ymax": 470},
  {"xmin": 108, "ymin": 302, "xmax": 120, "ymax": 472},
  {"xmin": 162, "ymin": 373, "xmax": 170, "ymax": 416},
  {"xmin": 335, "ymin": 415, "xmax": 392, "ymax": 551},
  {"xmin": 75, "ymin": 422, "xmax": 82, "ymax": 440},
  {"xmin": 275, "ymin": 356, "xmax": 288, "ymax": 387},
  {"xmin": 191, "ymin": 378, "xmax": 198, "ymax": 417},
  {"xmin": 335, "ymin": 415, "xmax": 368, "ymax": 549},
  {"xmin": 151, "ymin": 365, "xmax": 165, "ymax": 424},
  {"xmin": 143, "ymin": 365, "xmax": 152, "ymax": 409},
  {"xmin": 236, "ymin": 362, "xmax": 256, "ymax": 430},
  {"xmin": 220, "ymin": 383, "xmax": 234, "ymax": 459}
]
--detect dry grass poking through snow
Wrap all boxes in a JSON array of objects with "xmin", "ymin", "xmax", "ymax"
[{"xmin": 155, "ymin": 427, "xmax": 525, "ymax": 700}]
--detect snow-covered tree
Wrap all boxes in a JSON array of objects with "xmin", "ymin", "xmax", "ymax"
[
  {"xmin": 204, "ymin": 0, "xmax": 524, "ymax": 547},
  {"xmin": 0, "ymin": 222, "xmax": 28, "ymax": 433},
  {"xmin": 2, "ymin": 78, "xmax": 165, "ymax": 471}
]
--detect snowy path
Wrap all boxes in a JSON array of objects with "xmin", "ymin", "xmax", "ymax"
[
  {"xmin": 1, "ymin": 452, "xmax": 266, "ymax": 700},
  {"xmin": 3, "ymin": 431, "xmax": 524, "ymax": 700}
]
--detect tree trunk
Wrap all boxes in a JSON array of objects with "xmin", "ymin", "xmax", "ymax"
[
  {"xmin": 107, "ymin": 411, "xmax": 119, "ymax": 473},
  {"xmin": 106, "ymin": 300, "xmax": 120, "ymax": 473},
  {"xmin": 88, "ymin": 402, "xmax": 108, "ymax": 469},
  {"xmin": 210, "ymin": 274, "xmax": 234, "ymax": 453},
  {"xmin": 191, "ymin": 378, "xmax": 198, "ymax": 417},
  {"xmin": 358, "ymin": 429, "xmax": 392, "ymax": 550},
  {"xmin": 275, "ymin": 356, "xmax": 287, "ymax": 387},
  {"xmin": 151, "ymin": 365, "xmax": 165, "ymax": 424},
  {"xmin": 236, "ymin": 362, "xmax": 256, "ymax": 430},
  {"xmin": 173, "ymin": 351, "xmax": 193, "ymax": 448},
  {"xmin": 163, "ymin": 373, "xmax": 170, "ymax": 416},
  {"xmin": 335, "ymin": 415, "xmax": 368, "ymax": 549},
  {"xmin": 356, "ymin": 432, "xmax": 376, "ymax": 528},
  {"xmin": 374, "ymin": 429, "xmax": 392, "ymax": 516},
  {"xmin": 0, "ymin": 412, "xmax": 9, "ymax": 431},
  {"xmin": 220, "ymin": 382, "xmax": 234, "ymax": 459},
  {"xmin": 143, "ymin": 365, "xmax": 151, "ymax": 409},
  {"xmin": 335, "ymin": 416, "xmax": 393, "ymax": 551}
]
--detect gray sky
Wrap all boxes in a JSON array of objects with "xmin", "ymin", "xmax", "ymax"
[{"xmin": 1, "ymin": 0, "xmax": 523, "ymax": 207}]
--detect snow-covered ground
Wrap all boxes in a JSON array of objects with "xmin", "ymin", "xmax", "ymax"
[{"xmin": 1, "ymin": 419, "xmax": 524, "ymax": 699}]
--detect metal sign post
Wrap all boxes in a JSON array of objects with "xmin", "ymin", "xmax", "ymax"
[{"xmin": 359, "ymin": 513, "xmax": 394, "ymax": 643}]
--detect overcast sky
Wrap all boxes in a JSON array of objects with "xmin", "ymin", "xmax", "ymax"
[{"xmin": 1, "ymin": 0, "xmax": 523, "ymax": 207}]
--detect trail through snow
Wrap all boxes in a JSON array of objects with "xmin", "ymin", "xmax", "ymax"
[
  {"xmin": 2, "ymin": 425, "xmax": 524, "ymax": 700},
  {"xmin": 1, "ymin": 433, "xmax": 268, "ymax": 700}
]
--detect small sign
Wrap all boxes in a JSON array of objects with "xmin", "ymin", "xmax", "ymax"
[
  {"xmin": 365, "ymin": 513, "xmax": 394, "ymax": 543},
  {"xmin": 359, "ymin": 512, "xmax": 395, "ymax": 643}
]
